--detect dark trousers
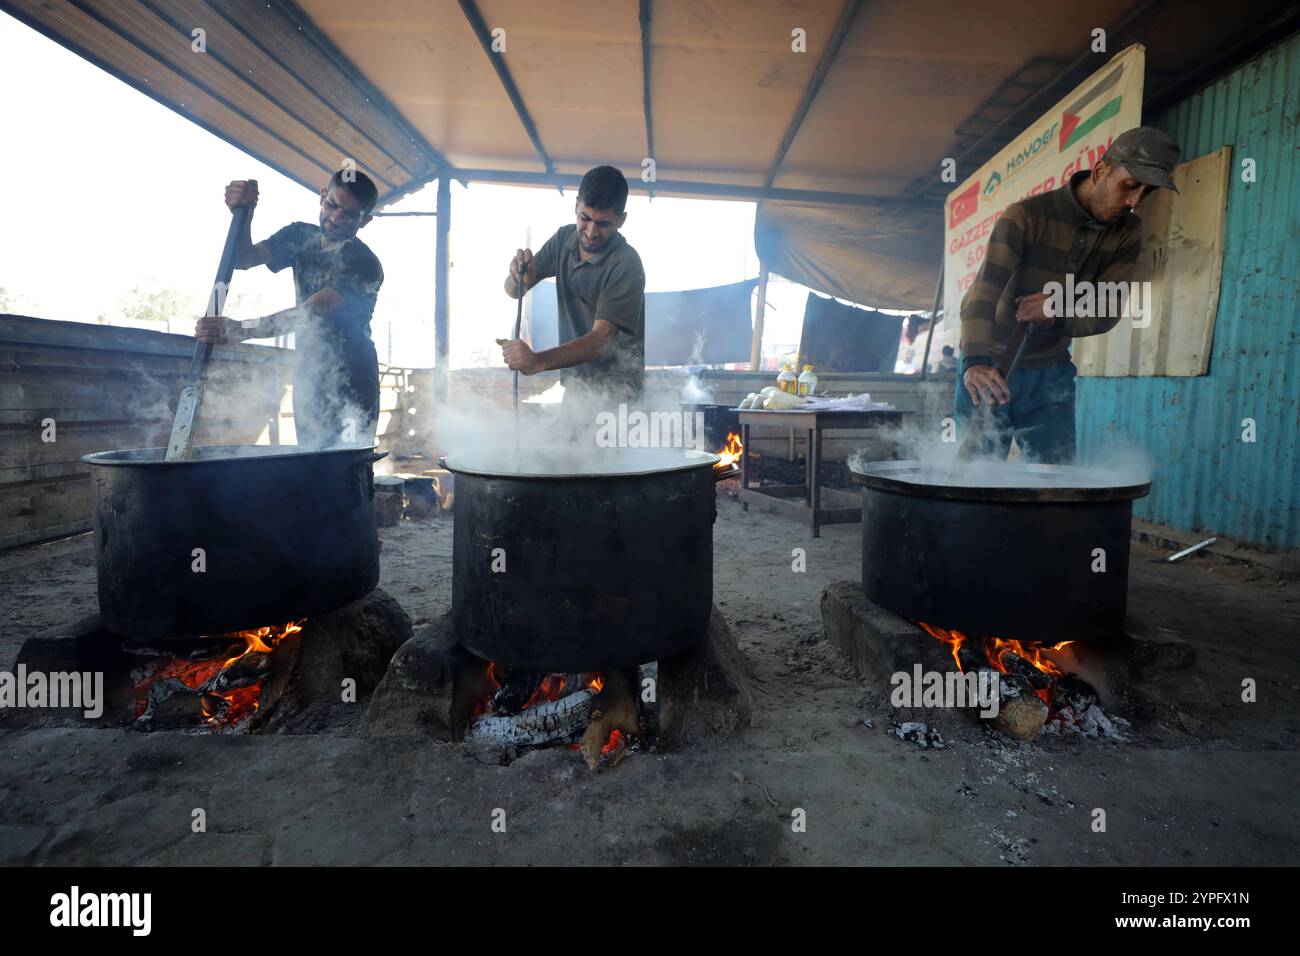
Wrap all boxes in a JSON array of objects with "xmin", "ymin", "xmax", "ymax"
[
  {"xmin": 293, "ymin": 341, "xmax": 380, "ymax": 450},
  {"xmin": 954, "ymin": 359, "xmax": 1078, "ymax": 464}
]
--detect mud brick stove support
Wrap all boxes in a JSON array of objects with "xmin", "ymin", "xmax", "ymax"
[
  {"xmin": 407, "ymin": 447, "xmax": 751, "ymax": 765},
  {"xmin": 1, "ymin": 590, "xmax": 412, "ymax": 734},
  {"xmin": 364, "ymin": 605, "xmax": 753, "ymax": 761},
  {"xmin": 820, "ymin": 581, "xmax": 1206, "ymax": 741}
]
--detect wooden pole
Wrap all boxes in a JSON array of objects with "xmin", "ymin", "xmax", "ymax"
[
  {"xmin": 434, "ymin": 176, "xmax": 451, "ymax": 404},
  {"xmin": 918, "ymin": 260, "xmax": 944, "ymax": 381},
  {"xmin": 750, "ymin": 264, "xmax": 769, "ymax": 371}
]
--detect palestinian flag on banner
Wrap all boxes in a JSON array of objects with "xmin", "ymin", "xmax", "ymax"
[{"xmin": 1060, "ymin": 64, "xmax": 1125, "ymax": 151}]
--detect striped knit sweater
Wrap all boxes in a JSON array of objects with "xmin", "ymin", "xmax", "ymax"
[{"xmin": 959, "ymin": 170, "xmax": 1142, "ymax": 371}]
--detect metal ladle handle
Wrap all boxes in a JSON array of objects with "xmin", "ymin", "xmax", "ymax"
[{"xmin": 511, "ymin": 270, "xmax": 525, "ymax": 411}]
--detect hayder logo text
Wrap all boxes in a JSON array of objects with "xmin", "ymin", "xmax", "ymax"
[
  {"xmin": 0, "ymin": 666, "xmax": 102, "ymax": 718},
  {"xmin": 50, "ymin": 886, "xmax": 151, "ymax": 936}
]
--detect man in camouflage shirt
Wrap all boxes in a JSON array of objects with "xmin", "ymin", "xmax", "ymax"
[{"xmin": 196, "ymin": 170, "xmax": 384, "ymax": 450}]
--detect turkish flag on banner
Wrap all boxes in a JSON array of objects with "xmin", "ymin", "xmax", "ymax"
[{"xmin": 948, "ymin": 181, "xmax": 979, "ymax": 228}]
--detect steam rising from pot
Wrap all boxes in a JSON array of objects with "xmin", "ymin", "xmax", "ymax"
[{"xmin": 849, "ymin": 402, "xmax": 1154, "ymax": 490}]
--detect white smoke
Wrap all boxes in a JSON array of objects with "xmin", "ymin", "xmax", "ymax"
[
  {"xmin": 848, "ymin": 386, "xmax": 1153, "ymax": 490},
  {"xmin": 432, "ymin": 374, "xmax": 715, "ymax": 476}
]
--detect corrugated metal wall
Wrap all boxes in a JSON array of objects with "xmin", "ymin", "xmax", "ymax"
[{"xmin": 1076, "ymin": 32, "xmax": 1300, "ymax": 550}]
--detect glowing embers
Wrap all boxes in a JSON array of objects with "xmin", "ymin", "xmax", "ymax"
[
  {"xmin": 131, "ymin": 621, "xmax": 304, "ymax": 732},
  {"xmin": 466, "ymin": 664, "xmax": 641, "ymax": 769}
]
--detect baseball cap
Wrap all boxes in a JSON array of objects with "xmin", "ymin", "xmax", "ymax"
[{"xmin": 1103, "ymin": 126, "xmax": 1182, "ymax": 193}]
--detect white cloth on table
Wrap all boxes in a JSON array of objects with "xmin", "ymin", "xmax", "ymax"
[{"xmin": 799, "ymin": 393, "xmax": 894, "ymax": 412}]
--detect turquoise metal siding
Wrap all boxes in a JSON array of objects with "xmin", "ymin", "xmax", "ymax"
[{"xmin": 1076, "ymin": 33, "xmax": 1300, "ymax": 549}]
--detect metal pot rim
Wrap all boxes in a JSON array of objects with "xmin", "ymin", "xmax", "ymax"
[
  {"xmin": 440, "ymin": 447, "xmax": 721, "ymax": 479},
  {"xmin": 82, "ymin": 445, "xmax": 385, "ymax": 466},
  {"xmin": 850, "ymin": 459, "xmax": 1151, "ymax": 503}
]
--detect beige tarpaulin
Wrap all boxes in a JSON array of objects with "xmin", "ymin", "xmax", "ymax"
[
  {"xmin": 753, "ymin": 201, "xmax": 941, "ymax": 311},
  {"xmin": 4, "ymin": 0, "xmax": 1262, "ymax": 322}
]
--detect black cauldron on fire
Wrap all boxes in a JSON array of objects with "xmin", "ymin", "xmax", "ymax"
[
  {"xmin": 440, "ymin": 446, "xmax": 730, "ymax": 672},
  {"xmin": 83, "ymin": 444, "xmax": 385, "ymax": 638},
  {"xmin": 851, "ymin": 460, "xmax": 1151, "ymax": 643}
]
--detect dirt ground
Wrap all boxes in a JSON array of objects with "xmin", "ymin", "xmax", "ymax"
[{"xmin": 1, "ymin": 496, "xmax": 1297, "ymax": 866}]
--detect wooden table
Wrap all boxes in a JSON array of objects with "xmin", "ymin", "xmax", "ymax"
[{"xmin": 737, "ymin": 408, "xmax": 906, "ymax": 537}]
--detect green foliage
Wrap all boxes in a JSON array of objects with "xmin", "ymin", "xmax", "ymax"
[{"xmin": 116, "ymin": 283, "xmax": 197, "ymax": 331}]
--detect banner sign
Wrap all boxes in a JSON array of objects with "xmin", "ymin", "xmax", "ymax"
[{"xmin": 943, "ymin": 44, "xmax": 1146, "ymax": 322}]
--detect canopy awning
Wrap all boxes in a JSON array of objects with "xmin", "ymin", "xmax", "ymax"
[{"xmin": 6, "ymin": 0, "xmax": 1292, "ymax": 307}]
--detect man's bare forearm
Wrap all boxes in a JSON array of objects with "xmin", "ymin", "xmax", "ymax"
[
  {"xmin": 232, "ymin": 208, "xmax": 259, "ymax": 269},
  {"xmin": 532, "ymin": 327, "xmax": 615, "ymax": 371},
  {"xmin": 235, "ymin": 304, "xmax": 304, "ymax": 340},
  {"xmin": 235, "ymin": 289, "xmax": 341, "ymax": 341}
]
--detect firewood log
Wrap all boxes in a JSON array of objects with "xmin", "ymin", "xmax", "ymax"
[
  {"xmin": 465, "ymin": 689, "xmax": 593, "ymax": 747},
  {"xmin": 134, "ymin": 678, "xmax": 227, "ymax": 731},
  {"xmin": 580, "ymin": 670, "xmax": 639, "ymax": 771},
  {"xmin": 202, "ymin": 652, "xmax": 272, "ymax": 693}
]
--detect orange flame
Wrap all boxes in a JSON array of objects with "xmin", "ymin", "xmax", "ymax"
[
  {"xmin": 919, "ymin": 621, "xmax": 966, "ymax": 670},
  {"xmin": 917, "ymin": 622, "xmax": 1072, "ymax": 705},
  {"xmin": 714, "ymin": 431, "xmax": 743, "ymax": 470},
  {"xmin": 134, "ymin": 619, "xmax": 305, "ymax": 726}
]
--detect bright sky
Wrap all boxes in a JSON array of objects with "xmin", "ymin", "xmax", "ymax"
[{"xmin": 0, "ymin": 15, "xmax": 855, "ymax": 369}]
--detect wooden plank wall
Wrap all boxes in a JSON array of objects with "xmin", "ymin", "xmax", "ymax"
[
  {"xmin": 1075, "ymin": 147, "xmax": 1231, "ymax": 377},
  {"xmin": 1, "ymin": 315, "xmax": 293, "ymax": 549}
]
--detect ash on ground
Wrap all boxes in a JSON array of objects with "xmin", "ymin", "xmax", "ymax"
[{"xmin": 893, "ymin": 718, "xmax": 945, "ymax": 749}]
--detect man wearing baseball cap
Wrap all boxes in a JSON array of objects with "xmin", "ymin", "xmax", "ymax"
[{"xmin": 957, "ymin": 126, "xmax": 1181, "ymax": 462}]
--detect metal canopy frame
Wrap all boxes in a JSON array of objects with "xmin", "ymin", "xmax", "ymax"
[
  {"xmin": 9, "ymin": 0, "xmax": 1287, "ymax": 388},
  {"xmin": 269, "ymin": 0, "xmax": 450, "ymax": 175},
  {"xmin": 639, "ymin": 0, "xmax": 654, "ymax": 199},
  {"xmin": 763, "ymin": 0, "xmax": 865, "ymax": 190},
  {"xmin": 433, "ymin": 167, "xmax": 940, "ymax": 211},
  {"xmin": 456, "ymin": 0, "xmax": 559, "ymax": 191},
  {"xmin": 905, "ymin": 0, "xmax": 1168, "ymax": 204}
]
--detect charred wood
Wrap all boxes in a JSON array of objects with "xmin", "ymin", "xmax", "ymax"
[
  {"xmin": 1000, "ymin": 652, "xmax": 1053, "ymax": 691},
  {"xmin": 466, "ymin": 689, "xmax": 594, "ymax": 748},
  {"xmin": 202, "ymin": 652, "xmax": 272, "ymax": 694},
  {"xmin": 121, "ymin": 638, "xmax": 242, "ymax": 661},
  {"xmin": 580, "ymin": 669, "xmax": 639, "ymax": 770},
  {"xmin": 134, "ymin": 678, "xmax": 227, "ymax": 732},
  {"xmin": 1051, "ymin": 674, "xmax": 1100, "ymax": 713},
  {"xmin": 490, "ymin": 670, "xmax": 545, "ymax": 715}
]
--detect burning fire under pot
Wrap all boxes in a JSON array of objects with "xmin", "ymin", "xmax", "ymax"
[
  {"xmin": 850, "ymin": 459, "xmax": 1152, "ymax": 740},
  {"xmin": 68, "ymin": 443, "xmax": 390, "ymax": 733},
  {"xmin": 129, "ymin": 620, "xmax": 304, "ymax": 731},
  {"xmin": 438, "ymin": 441, "xmax": 742, "ymax": 766}
]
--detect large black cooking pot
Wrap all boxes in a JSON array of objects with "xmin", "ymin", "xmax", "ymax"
[
  {"xmin": 83, "ymin": 445, "xmax": 385, "ymax": 638},
  {"xmin": 852, "ymin": 460, "xmax": 1150, "ymax": 643},
  {"xmin": 441, "ymin": 446, "xmax": 726, "ymax": 672}
]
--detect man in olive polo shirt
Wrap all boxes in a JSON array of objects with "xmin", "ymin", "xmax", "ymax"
[
  {"xmin": 957, "ymin": 126, "xmax": 1181, "ymax": 463},
  {"xmin": 498, "ymin": 165, "xmax": 646, "ymax": 401}
]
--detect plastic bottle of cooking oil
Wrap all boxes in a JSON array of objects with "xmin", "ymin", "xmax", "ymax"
[
  {"xmin": 777, "ymin": 364, "xmax": 797, "ymax": 394},
  {"xmin": 797, "ymin": 365, "xmax": 818, "ymax": 397}
]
